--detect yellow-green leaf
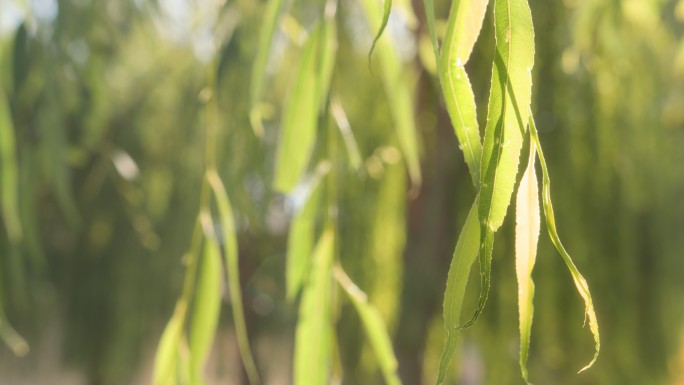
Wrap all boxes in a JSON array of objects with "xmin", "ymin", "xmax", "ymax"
[
  {"xmin": 368, "ymin": 0, "xmax": 392, "ymax": 64},
  {"xmin": 152, "ymin": 307, "xmax": 183, "ymax": 385},
  {"xmin": 189, "ymin": 240, "xmax": 222, "ymax": 384},
  {"xmin": 294, "ymin": 227, "xmax": 335, "ymax": 385},
  {"xmin": 334, "ymin": 265, "xmax": 401, "ymax": 385},
  {"xmin": 529, "ymin": 115, "xmax": 600, "ymax": 373},
  {"xmin": 515, "ymin": 139, "xmax": 540, "ymax": 382},
  {"xmin": 250, "ymin": 0, "xmax": 284, "ymax": 107},
  {"xmin": 436, "ymin": 199, "xmax": 480, "ymax": 384},
  {"xmin": 274, "ymin": 26, "xmax": 324, "ymax": 193},
  {"xmin": 0, "ymin": 89, "xmax": 21, "ymax": 241},
  {"xmin": 207, "ymin": 170, "xmax": 260, "ymax": 385}
]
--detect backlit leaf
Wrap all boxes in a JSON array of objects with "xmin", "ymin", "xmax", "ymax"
[
  {"xmin": 368, "ymin": 0, "xmax": 392, "ymax": 64},
  {"xmin": 250, "ymin": 0, "xmax": 284, "ymax": 107},
  {"xmin": 0, "ymin": 89, "xmax": 22, "ymax": 241},
  {"xmin": 189, "ymin": 240, "xmax": 222, "ymax": 384},
  {"xmin": 152, "ymin": 307, "xmax": 183, "ymax": 385},
  {"xmin": 515, "ymin": 139, "xmax": 540, "ymax": 382},
  {"xmin": 294, "ymin": 227, "xmax": 335, "ymax": 385}
]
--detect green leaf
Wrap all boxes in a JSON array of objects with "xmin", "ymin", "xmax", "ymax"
[
  {"xmin": 189, "ymin": 240, "xmax": 222, "ymax": 384},
  {"xmin": 438, "ymin": 0, "xmax": 488, "ymax": 187},
  {"xmin": 294, "ymin": 227, "xmax": 335, "ymax": 385},
  {"xmin": 250, "ymin": 0, "xmax": 284, "ymax": 107},
  {"xmin": 422, "ymin": 0, "xmax": 439, "ymax": 65},
  {"xmin": 286, "ymin": 165, "xmax": 328, "ymax": 300},
  {"xmin": 463, "ymin": 0, "xmax": 535, "ymax": 328},
  {"xmin": 529, "ymin": 115, "xmax": 600, "ymax": 373},
  {"xmin": 368, "ymin": 0, "xmax": 392, "ymax": 64},
  {"xmin": 0, "ymin": 89, "xmax": 22, "ymax": 242},
  {"xmin": 436, "ymin": 198, "xmax": 480, "ymax": 384},
  {"xmin": 334, "ymin": 265, "xmax": 402, "ymax": 385},
  {"xmin": 360, "ymin": 0, "xmax": 422, "ymax": 187},
  {"xmin": 274, "ymin": 26, "xmax": 325, "ymax": 193},
  {"xmin": 207, "ymin": 170, "xmax": 261, "ymax": 385},
  {"xmin": 152, "ymin": 307, "xmax": 184, "ymax": 385},
  {"xmin": 515, "ymin": 139, "xmax": 540, "ymax": 382}
]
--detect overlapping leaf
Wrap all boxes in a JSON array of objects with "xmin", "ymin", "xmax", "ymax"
[{"xmin": 463, "ymin": 0, "xmax": 535, "ymax": 328}]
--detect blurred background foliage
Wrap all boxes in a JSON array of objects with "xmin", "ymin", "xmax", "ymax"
[{"xmin": 0, "ymin": 0, "xmax": 683, "ymax": 384}]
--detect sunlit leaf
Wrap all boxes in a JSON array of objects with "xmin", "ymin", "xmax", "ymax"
[
  {"xmin": 207, "ymin": 170, "xmax": 261, "ymax": 385},
  {"xmin": 274, "ymin": 25, "xmax": 325, "ymax": 193},
  {"xmin": 294, "ymin": 227, "xmax": 335, "ymax": 385},
  {"xmin": 515, "ymin": 139, "xmax": 540, "ymax": 382},
  {"xmin": 438, "ymin": 0, "xmax": 488, "ymax": 187},
  {"xmin": 189, "ymin": 240, "xmax": 222, "ymax": 384},
  {"xmin": 152, "ymin": 307, "xmax": 184, "ymax": 385},
  {"xmin": 463, "ymin": 0, "xmax": 535, "ymax": 328},
  {"xmin": 529, "ymin": 115, "xmax": 600, "ymax": 373},
  {"xmin": 436, "ymin": 199, "xmax": 480, "ymax": 384},
  {"xmin": 334, "ymin": 265, "xmax": 401, "ymax": 385},
  {"xmin": 0, "ymin": 89, "xmax": 22, "ymax": 241},
  {"xmin": 286, "ymin": 166, "xmax": 327, "ymax": 300},
  {"xmin": 368, "ymin": 0, "xmax": 392, "ymax": 64},
  {"xmin": 250, "ymin": 0, "xmax": 284, "ymax": 107}
]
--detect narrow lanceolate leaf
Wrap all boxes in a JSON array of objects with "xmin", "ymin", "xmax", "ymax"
[
  {"xmin": 463, "ymin": 0, "xmax": 535, "ymax": 328},
  {"xmin": 152, "ymin": 307, "xmax": 184, "ymax": 385},
  {"xmin": 360, "ymin": 0, "xmax": 422, "ymax": 187},
  {"xmin": 529, "ymin": 115, "xmax": 600, "ymax": 373},
  {"xmin": 334, "ymin": 266, "xmax": 402, "ymax": 385},
  {"xmin": 368, "ymin": 0, "xmax": 392, "ymax": 64},
  {"xmin": 250, "ymin": 0, "xmax": 284, "ymax": 107},
  {"xmin": 515, "ymin": 140, "xmax": 540, "ymax": 382},
  {"xmin": 207, "ymin": 170, "xmax": 261, "ymax": 385},
  {"xmin": 438, "ymin": 0, "xmax": 487, "ymax": 187},
  {"xmin": 189, "ymin": 240, "xmax": 222, "ymax": 384},
  {"xmin": 274, "ymin": 26, "xmax": 324, "ymax": 193},
  {"xmin": 0, "ymin": 89, "xmax": 22, "ymax": 241},
  {"xmin": 294, "ymin": 228, "xmax": 335, "ymax": 385},
  {"xmin": 286, "ymin": 171, "xmax": 325, "ymax": 300},
  {"xmin": 436, "ymin": 199, "xmax": 480, "ymax": 384},
  {"xmin": 423, "ymin": 0, "xmax": 439, "ymax": 64}
]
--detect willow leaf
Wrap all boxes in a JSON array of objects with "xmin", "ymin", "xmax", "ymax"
[
  {"xmin": 334, "ymin": 265, "xmax": 401, "ymax": 385},
  {"xmin": 438, "ymin": 0, "xmax": 488, "ymax": 187},
  {"xmin": 360, "ymin": 0, "xmax": 422, "ymax": 186},
  {"xmin": 529, "ymin": 115, "xmax": 600, "ymax": 373},
  {"xmin": 318, "ymin": 16, "xmax": 337, "ymax": 109},
  {"xmin": 274, "ymin": 26, "xmax": 324, "ymax": 193},
  {"xmin": 515, "ymin": 140, "xmax": 540, "ymax": 382},
  {"xmin": 286, "ymin": 171, "xmax": 325, "ymax": 300},
  {"xmin": 463, "ymin": 0, "xmax": 535, "ymax": 328},
  {"xmin": 0, "ymin": 89, "xmax": 22, "ymax": 241},
  {"xmin": 189, "ymin": 240, "xmax": 222, "ymax": 384},
  {"xmin": 423, "ymin": 0, "xmax": 439, "ymax": 65},
  {"xmin": 368, "ymin": 0, "xmax": 392, "ymax": 64},
  {"xmin": 436, "ymin": 198, "xmax": 480, "ymax": 384},
  {"xmin": 207, "ymin": 170, "xmax": 261, "ymax": 385},
  {"xmin": 250, "ymin": 0, "xmax": 284, "ymax": 107},
  {"xmin": 152, "ymin": 308, "xmax": 183, "ymax": 385},
  {"xmin": 294, "ymin": 227, "xmax": 334, "ymax": 385}
]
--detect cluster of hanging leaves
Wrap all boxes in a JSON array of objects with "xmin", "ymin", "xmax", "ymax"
[
  {"xmin": 150, "ymin": 0, "xmax": 602, "ymax": 383},
  {"xmin": 424, "ymin": 0, "xmax": 600, "ymax": 383}
]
